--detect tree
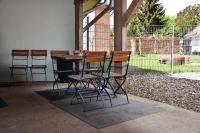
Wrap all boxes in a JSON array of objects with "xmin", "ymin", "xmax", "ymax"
[
  {"xmin": 174, "ymin": 4, "xmax": 200, "ymax": 37},
  {"xmin": 175, "ymin": 4, "xmax": 200, "ymax": 27},
  {"xmin": 127, "ymin": 0, "xmax": 167, "ymax": 36},
  {"xmin": 158, "ymin": 16, "xmax": 176, "ymax": 36}
]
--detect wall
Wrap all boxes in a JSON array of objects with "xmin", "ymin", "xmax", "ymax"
[
  {"xmin": 0, "ymin": 0, "xmax": 75, "ymax": 82},
  {"xmin": 96, "ymin": 36, "xmax": 181, "ymax": 54},
  {"xmin": 95, "ymin": 6, "xmax": 112, "ymax": 52}
]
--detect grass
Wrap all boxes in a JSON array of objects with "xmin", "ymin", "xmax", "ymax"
[{"xmin": 129, "ymin": 54, "xmax": 200, "ymax": 73}]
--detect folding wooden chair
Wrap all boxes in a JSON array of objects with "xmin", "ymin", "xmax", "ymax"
[
  {"xmin": 73, "ymin": 50, "xmax": 88, "ymax": 73},
  {"xmin": 73, "ymin": 50, "xmax": 101, "ymax": 74},
  {"xmin": 68, "ymin": 51, "xmax": 107, "ymax": 110},
  {"xmin": 98, "ymin": 51, "xmax": 131, "ymax": 104},
  {"xmin": 9, "ymin": 49, "xmax": 29, "ymax": 82},
  {"xmin": 50, "ymin": 50, "xmax": 72, "ymax": 89},
  {"xmin": 30, "ymin": 50, "xmax": 47, "ymax": 81}
]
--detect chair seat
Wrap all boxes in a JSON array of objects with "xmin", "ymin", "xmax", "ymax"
[
  {"xmin": 9, "ymin": 65, "xmax": 28, "ymax": 69},
  {"xmin": 68, "ymin": 74, "xmax": 97, "ymax": 81},
  {"xmin": 30, "ymin": 65, "xmax": 47, "ymax": 69}
]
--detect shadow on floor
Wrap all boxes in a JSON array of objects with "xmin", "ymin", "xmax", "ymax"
[{"xmin": 0, "ymin": 97, "xmax": 8, "ymax": 108}]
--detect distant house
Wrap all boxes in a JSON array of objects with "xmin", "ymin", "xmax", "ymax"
[{"xmin": 184, "ymin": 25, "xmax": 200, "ymax": 55}]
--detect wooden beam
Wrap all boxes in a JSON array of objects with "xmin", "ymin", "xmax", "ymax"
[
  {"xmin": 74, "ymin": 0, "xmax": 83, "ymax": 50},
  {"xmin": 74, "ymin": 0, "xmax": 84, "ymax": 4},
  {"xmin": 114, "ymin": 0, "xmax": 127, "ymax": 73},
  {"xmin": 122, "ymin": 0, "xmax": 143, "ymax": 26},
  {"xmin": 114, "ymin": 0, "xmax": 127, "ymax": 51},
  {"xmin": 83, "ymin": 5, "xmax": 113, "ymax": 32}
]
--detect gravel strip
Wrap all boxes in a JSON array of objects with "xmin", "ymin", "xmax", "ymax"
[{"xmin": 126, "ymin": 73, "xmax": 200, "ymax": 112}]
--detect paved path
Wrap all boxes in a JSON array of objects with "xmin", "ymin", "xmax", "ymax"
[{"xmin": 171, "ymin": 72, "xmax": 200, "ymax": 80}]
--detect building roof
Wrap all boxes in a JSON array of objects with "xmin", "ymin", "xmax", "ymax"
[{"xmin": 185, "ymin": 24, "xmax": 200, "ymax": 39}]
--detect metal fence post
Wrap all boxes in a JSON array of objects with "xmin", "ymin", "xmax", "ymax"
[
  {"xmin": 171, "ymin": 25, "xmax": 175, "ymax": 74},
  {"xmin": 86, "ymin": 16, "xmax": 89, "ymax": 51}
]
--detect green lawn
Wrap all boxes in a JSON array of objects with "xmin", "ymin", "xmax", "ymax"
[{"xmin": 129, "ymin": 54, "xmax": 200, "ymax": 73}]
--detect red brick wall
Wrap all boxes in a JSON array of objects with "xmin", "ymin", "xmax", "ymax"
[
  {"xmin": 96, "ymin": 36, "xmax": 181, "ymax": 54},
  {"xmin": 126, "ymin": 37, "xmax": 181, "ymax": 54},
  {"xmin": 95, "ymin": 6, "xmax": 112, "ymax": 51}
]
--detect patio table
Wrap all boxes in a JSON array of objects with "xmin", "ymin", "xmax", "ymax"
[
  {"xmin": 51, "ymin": 55, "xmax": 83, "ymax": 82},
  {"xmin": 52, "ymin": 54, "xmax": 110, "ymax": 82}
]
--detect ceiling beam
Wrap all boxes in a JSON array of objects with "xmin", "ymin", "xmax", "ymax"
[
  {"xmin": 83, "ymin": 0, "xmax": 113, "ymax": 32},
  {"xmin": 74, "ymin": 0, "xmax": 83, "ymax": 50},
  {"xmin": 114, "ymin": 0, "xmax": 127, "ymax": 51},
  {"xmin": 83, "ymin": 5, "xmax": 113, "ymax": 32},
  {"xmin": 122, "ymin": 0, "xmax": 143, "ymax": 26}
]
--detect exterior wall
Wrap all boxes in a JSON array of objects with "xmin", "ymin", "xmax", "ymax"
[
  {"xmin": 95, "ymin": 6, "xmax": 112, "ymax": 52},
  {"xmin": 0, "ymin": 0, "xmax": 75, "ymax": 82},
  {"xmin": 129, "ymin": 37, "xmax": 181, "ymax": 54},
  {"xmin": 97, "ymin": 36, "xmax": 181, "ymax": 54},
  {"xmin": 191, "ymin": 38, "xmax": 200, "ymax": 54}
]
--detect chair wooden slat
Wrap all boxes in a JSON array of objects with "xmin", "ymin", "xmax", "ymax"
[
  {"xmin": 111, "ymin": 51, "xmax": 131, "ymax": 62},
  {"xmin": 113, "ymin": 51, "xmax": 131, "ymax": 56},
  {"xmin": 112, "ymin": 56, "xmax": 129, "ymax": 62},
  {"xmin": 12, "ymin": 50, "xmax": 29, "ymax": 56},
  {"xmin": 85, "ymin": 57, "xmax": 105, "ymax": 63},
  {"xmin": 31, "ymin": 50, "xmax": 47, "ymax": 56},
  {"xmin": 50, "ymin": 50, "xmax": 69, "ymax": 56},
  {"xmin": 85, "ymin": 51, "xmax": 106, "ymax": 56},
  {"xmin": 84, "ymin": 51, "xmax": 106, "ymax": 63}
]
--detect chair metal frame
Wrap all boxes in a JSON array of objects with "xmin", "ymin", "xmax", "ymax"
[
  {"xmin": 98, "ymin": 51, "xmax": 131, "ymax": 105},
  {"xmin": 9, "ymin": 49, "xmax": 29, "ymax": 82},
  {"xmin": 73, "ymin": 50, "xmax": 100, "ymax": 74},
  {"xmin": 68, "ymin": 51, "xmax": 107, "ymax": 111},
  {"xmin": 30, "ymin": 50, "xmax": 48, "ymax": 81},
  {"xmin": 50, "ymin": 50, "xmax": 72, "ymax": 89}
]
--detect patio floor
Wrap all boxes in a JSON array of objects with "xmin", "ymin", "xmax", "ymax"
[{"xmin": 0, "ymin": 83, "xmax": 200, "ymax": 133}]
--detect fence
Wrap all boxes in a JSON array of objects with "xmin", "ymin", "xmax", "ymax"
[{"xmin": 83, "ymin": 24, "xmax": 200, "ymax": 74}]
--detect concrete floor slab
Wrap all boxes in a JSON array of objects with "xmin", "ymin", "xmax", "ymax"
[{"xmin": 0, "ymin": 83, "xmax": 199, "ymax": 133}]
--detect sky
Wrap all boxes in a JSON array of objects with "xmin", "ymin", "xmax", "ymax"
[
  {"xmin": 127, "ymin": 0, "xmax": 200, "ymax": 16},
  {"xmin": 110, "ymin": 0, "xmax": 200, "ymax": 24},
  {"xmin": 159, "ymin": 0, "xmax": 200, "ymax": 16}
]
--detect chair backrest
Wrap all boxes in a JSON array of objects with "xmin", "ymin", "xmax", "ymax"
[
  {"xmin": 31, "ymin": 50, "xmax": 47, "ymax": 57},
  {"xmin": 12, "ymin": 49, "xmax": 29, "ymax": 56},
  {"xmin": 81, "ymin": 51, "xmax": 107, "ymax": 77},
  {"xmin": 11, "ymin": 49, "xmax": 29, "ymax": 66},
  {"xmin": 50, "ymin": 50, "xmax": 70, "ymax": 71},
  {"xmin": 107, "ymin": 51, "xmax": 131, "ymax": 76},
  {"xmin": 30, "ymin": 50, "xmax": 47, "ymax": 66},
  {"xmin": 84, "ymin": 51, "xmax": 107, "ymax": 63},
  {"xmin": 50, "ymin": 50, "xmax": 69, "ymax": 57}
]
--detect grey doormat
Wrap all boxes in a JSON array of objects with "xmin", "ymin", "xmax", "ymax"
[
  {"xmin": 36, "ymin": 89, "xmax": 163, "ymax": 129},
  {"xmin": 0, "ymin": 97, "xmax": 8, "ymax": 108}
]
